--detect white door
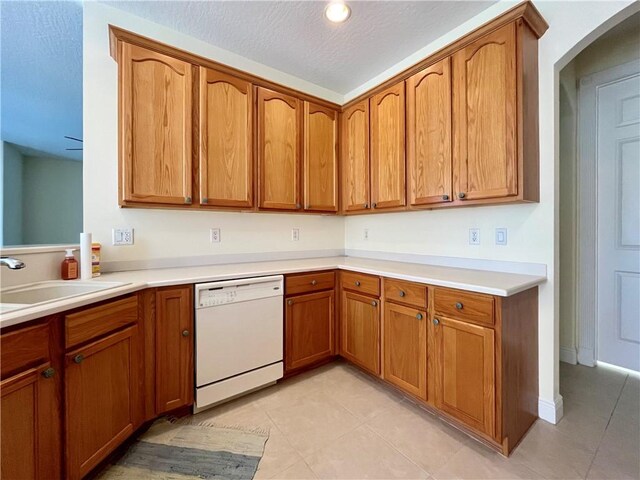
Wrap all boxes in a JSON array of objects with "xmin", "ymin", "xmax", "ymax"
[{"xmin": 596, "ymin": 68, "xmax": 640, "ymax": 371}]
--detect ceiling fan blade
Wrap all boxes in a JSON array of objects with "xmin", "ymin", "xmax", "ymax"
[
  {"xmin": 65, "ymin": 148, "xmax": 83, "ymax": 151},
  {"xmin": 64, "ymin": 136, "xmax": 83, "ymax": 143}
]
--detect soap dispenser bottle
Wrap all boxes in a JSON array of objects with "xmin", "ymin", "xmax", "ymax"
[{"xmin": 61, "ymin": 249, "xmax": 79, "ymax": 280}]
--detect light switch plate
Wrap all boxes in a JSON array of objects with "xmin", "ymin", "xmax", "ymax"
[
  {"xmin": 210, "ymin": 228, "xmax": 221, "ymax": 243},
  {"xmin": 469, "ymin": 228, "xmax": 480, "ymax": 245},
  {"xmin": 112, "ymin": 228, "xmax": 134, "ymax": 246},
  {"xmin": 495, "ymin": 227, "xmax": 508, "ymax": 246},
  {"xmin": 291, "ymin": 228, "xmax": 300, "ymax": 241}
]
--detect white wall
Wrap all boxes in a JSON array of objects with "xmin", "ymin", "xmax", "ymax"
[{"xmin": 82, "ymin": 2, "xmax": 345, "ymax": 268}]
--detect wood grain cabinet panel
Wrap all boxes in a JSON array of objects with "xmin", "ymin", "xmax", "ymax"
[
  {"xmin": 199, "ymin": 68, "xmax": 253, "ymax": 208},
  {"xmin": 453, "ymin": 23, "xmax": 517, "ymax": 201},
  {"xmin": 257, "ymin": 87, "xmax": 302, "ymax": 210},
  {"xmin": 155, "ymin": 286, "xmax": 194, "ymax": 414},
  {"xmin": 383, "ymin": 302, "xmax": 427, "ymax": 400},
  {"xmin": 65, "ymin": 326, "xmax": 141, "ymax": 480},
  {"xmin": 120, "ymin": 43, "xmax": 193, "ymax": 206},
  {"xmin": 370, "ymin": 83, "xmax": 406, "ymax": 210},
  {"xmin": 285, "ymin": 290, "xmax": 335, "ymax": 372},
  {"xmin": 304, "ymin": 102, "xmax": 338, "ymax": 212},
  {"xmin": 434, "ymin": 316, "xmax": 495, "ymax": 438},
  {"xmin": 341, "ymin": 100, "xmax": 370, "ymax": 212},
  {"xmin": 340, "ymin": 291, "xmax": 380, "ymax": 375},
  {"xmin": 406, "ymin": 58, "xmax": 452, "ymax": 206}
]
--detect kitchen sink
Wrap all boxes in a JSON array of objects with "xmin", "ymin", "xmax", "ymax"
[{"xmin": 0, "ymin": 281, "xmax": 129, "ymax": 313}]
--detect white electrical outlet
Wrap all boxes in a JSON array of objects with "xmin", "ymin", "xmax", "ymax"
[
  {"xmin": 495, "ymin": 228, "xmax": 508, "ymax": 246},
  {"xmin": 291, "ymin": 228, "xmax": 300, "ymax": 241},
  {"xmin": 112, "ymin": 228, "xmax": 134, "ymax": 246},
  {"xmin": 469, "ymin": 228, "xmax": 480, "ymax": 245},
  {"xmin": 210, "ymin": 228, "xmax": 221, "ymax": 243},
  {"xmin": 364, "ymin": 228, "xmax": 369, "ymax": 240}
]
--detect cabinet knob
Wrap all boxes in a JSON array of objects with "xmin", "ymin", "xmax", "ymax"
[
  {"xmin": 416, "ymin": 313, "xmax": 423, "ymax": 320},
  {"xmin": 287, "ymin": 299, "xmax": 293, "ymax": 306},
  {"xmin": 372, "ymin": 203, "xmax": 377, "ymax": 208},
  {"xmin": 182, "ymin": 330, "xmax": 190, "ymax": 337},
  {"xmin": 455, "ymin": 302, "xmax": 463, "ymax": 310},
  {"xmin": 201, "ymin": 197, "xmax": 208, "ymax": 204},
  {"xmin": 364, "ymin": 203, "xmax": 369, "ymax": 209},
  {"xmin": 371, "ymin": 300, "xmax": 378, "ymax": 307},
  {"xmin": 73, "ymin": 354, "xmax": 84, "ymax": 364},
  {"xmin": 442, "ymin": 194, "xmax": 450, "ymax": 201},
  {"xmin": 295, "ymin": 203, "xmax": 301, "ymax": 209},
  {"xmin": 433, "ymin": 318, "xmax": 440, "ymax": 326},
  {"xmin": 457, "ymin": 192, "xmax": 466, "ymax": 199},
  {"xmin": 185, "ymin": 196, "xmax": 192, "ymax": 204},
  {"xmin": 355, "ymin": 281, "xmax": 361, "ymax": 287},
  {"xmin": 311, "ymin": 280, "xmax": 317, "ymax": 286},
  {"xmin": 399, "ymin": 290, "xmax": 406, "ymax": 297},
  {"xmin": 41, "ymin": 367, "xmax": 55, "ymax": 379}
]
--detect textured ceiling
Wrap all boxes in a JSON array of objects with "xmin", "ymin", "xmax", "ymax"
[
  {"xmin": 103, "ymin": 1, "xmax": 496, "ymax": 95},
  {"xmin": 1, "ymin": 1, "xmax": 83, "ymax": 161}
]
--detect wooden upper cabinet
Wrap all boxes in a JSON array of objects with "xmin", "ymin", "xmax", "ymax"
[
  {"xmin": 341, "ymin": 100, "xmax": 370, "ymax": 212},
  {"xmin": 304, "ymin": 102, "xmax": 338, "ymax": 212},
  {"xmin": 199, "ymin": 68, "xmax": 253, "ymax": 208},
  {"xmin": 257, "ymin": 87, "xmax": 302, "ymax": 210},
  {"xmin": 453, "ymin": 23, "xmax": 517, "ymax": 201},
  {"xmin": 406, "ymin": 58, "xmax": 452, "ymax": 206},
  {"xmin": 370, "ymin": 82, "xmax": 406, "ymax": 210},
  {"xmin": 120, "ymin": 43, "xmax": 193, "ymax": 205}
]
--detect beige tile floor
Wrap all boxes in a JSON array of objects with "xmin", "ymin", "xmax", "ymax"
[{"xmin": 192, "ymin": 360, "xmax": 639, "ymax": 480}]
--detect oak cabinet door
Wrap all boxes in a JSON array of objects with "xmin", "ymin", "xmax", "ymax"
[
  {"xmin": 1, "ymin": 364, "xmax": 60, "ymax": 480},
  {"xmin": 370, "ymin": 83, "xmax": 406, "ymax": 210},
  {"xmin": 199, "ymin": 68, "xmax": 253, "ymax": 208},
  {"xmin": 257, "ymin": 87, "xmax": 302, "ymax": 210},
  {"xmin": 406, "ymin": 58, "xmax": 452, "ymax": 206},
  {"xmin": 65, "ymin": 326, "xmax": 141, "ymax": 480},
  {"xmin": 383, "ymin": 302, "xmax": 427, "ymax": 400},
  {"xmin": 434, "ymin": 316, "xmax": 495, "ymax": 438},
  {"xmin": 285, "ymin": 290, "xmax": 335, "ymax": 372},
  {"xmin": 340, "ymin": 291, "xmax": 380, "ymax": 375},
  {"xmin": 341, "ymin": 100, "xmax": 370, "ymax": 212},
  {"xmin": 453, "ymin": 23, "xmax": 517, "ymax": 201},
  {"xmin": 304, "ymin": 102, "xmax": 338, "ymax": 212},
  {"xmin": 155, "ymin": 286, "xmax": 194, "ymax": 414},
  {"xmin": 120, "ymin": 43, "xmax": 193, "ymax": 205}
]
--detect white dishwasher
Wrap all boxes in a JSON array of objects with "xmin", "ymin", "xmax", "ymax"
[{"xmin": 194, "ymin": 275, "xmax": 283, "ymax": 413}]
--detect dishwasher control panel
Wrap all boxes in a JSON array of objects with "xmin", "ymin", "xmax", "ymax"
[
  {"xmin": 195, "ymin": 275, "xmax": 284, "ymax": 309},
  {"xmin": 198, "ymin": 289, "xmax": 238, "ymax": 307}
]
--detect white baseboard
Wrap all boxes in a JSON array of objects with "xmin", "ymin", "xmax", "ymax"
[
  {"xmin": 578, "ymin": 347, "xmax": 596, "ymax": 367},
  {"xmin": 560, "ymin": 346, "xmax": 578, "ymax": 365},
  {"xmin": 538, "ymin": 395, "xmax": 564, "ymax": 424}
]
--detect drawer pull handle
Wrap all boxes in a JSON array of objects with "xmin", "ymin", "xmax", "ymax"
[
  {"xmin": 73, "ymin": 354, "xmax": 84, "ymax": 364},
  {"xmin": 41, "ymin": 367, "xmax": 55, "ymax": 379},
  {"xmin": 455, "ymin": 302, "xmax": 463, "ymax": 310},
  {"xmin": 442, "ymin": 194, "xmax": 450, "ymax": 201},
  {"xmin": 371, "ymin": 300, "xmax": 378, "ymax": 307},
  {"xmin": 287, "ymin": 299, "xmax": 293, "ymax": 306},
  {"xmin": 433, "ymin": 318, "xmax": 440, "ymax": 326},
  {"xmin": 399, "ymin": 290, "xmax": 406, "ymax": 297},
  {"xmin": 311, "ymin": 280, "xmax": 317, "ymax": 286},
  {"xmin": 201, "ymin": 197, "xmax": 208, "ymax": 204},
  {"xmin": 458, "ymin": 192, "xmax": 466, "ymax": 199},
  {"xmin": 364, "ymin": 203, "xmax": 369, "ymax": 209},
  {"xmin": 185, "ymin": 196, "xmax": 192, "ymax": 204},
  {"xmin": 182, "ymin": 330, "xmax": 190, "ymax": 337},
  {"xmin": 416, "ymin": 313, "xmax": 423, "ymax": 320},
  {"xmin": 355, "ymin": 281, "xmax": 361, "ymax": 287}
]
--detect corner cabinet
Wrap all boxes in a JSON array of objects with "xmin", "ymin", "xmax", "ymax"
[
  {"xmin": 119, "ymin": 43, "xmax": 193, "ymax": 206},
  {"xmin": 199, "ymin": 68, "xmax": 254, "ymax": 208},
  {"xmin": 341, "ymin": 100, "xmax": 370, "ymax": 212}
]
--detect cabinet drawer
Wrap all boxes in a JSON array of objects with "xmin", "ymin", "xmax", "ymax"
[
  {"xmin": 286, "ymin": 271, "xmax": 335, "ymax": 296},
  {"xmin": 341, "ymin": 271, "xmax": 380, "ymax": 297},
  {"xmin": 383, "ymin": 278, "xmax": 427, "ymax": 308},
  {"xmin": 1, "ymin": 322, "xmax": 50, "ymax": 378},
  {"xmin": 433, "ymin": 288, "xmax": 494, "ymax": 326},
  {"xmin": 65, "ymin": 295, "xmax": 138, "ymax": 349}
]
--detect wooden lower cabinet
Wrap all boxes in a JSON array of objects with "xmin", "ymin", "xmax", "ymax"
[
  {"xmin": 433, "ymin": 316, "xmax": 496, "ymax": 437},
  {"xmin": 155, "ymin": 285, "xmax": 194, "ymax": 414},
  {"xmin": 65, "ymin": 325, "xmax": 142, "ymax": 479},
  {"xmin": 383, "ymin": 302, "xmax": 427, "ymax": 400},
  {"xmin": 285, "ymin": 290, "xmax": 335, "ymax": 372},
  {"xmin": 340, "ymin": 291, "xmax": 380, "ymax": 375}
]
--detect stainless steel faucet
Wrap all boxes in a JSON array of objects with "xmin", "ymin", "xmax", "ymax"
[{"xmin": 0, "ymin": 257, "xmax": 26, "ymax": 270}]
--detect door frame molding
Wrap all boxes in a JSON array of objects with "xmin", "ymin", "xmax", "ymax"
[{"xmin": 576, "ymin": 59, "xmax": 640, "ymax": 367}]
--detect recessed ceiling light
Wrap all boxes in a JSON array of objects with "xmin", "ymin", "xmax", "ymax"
[{"xmin": 325, "ymin": 1, "xmax": 351, "ymax": 24}]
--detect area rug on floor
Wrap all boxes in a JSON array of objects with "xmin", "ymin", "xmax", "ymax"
[{"xmin": 96, "ymin": 418, "xmax": 269, "ymax": 480}]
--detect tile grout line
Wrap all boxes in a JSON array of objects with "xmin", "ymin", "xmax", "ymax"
[{"xmin": 583, "ymin": 373, "xmax": 629, "ymax": 479}]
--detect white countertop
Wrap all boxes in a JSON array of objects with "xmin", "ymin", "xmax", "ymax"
[{"xmin": 0, "ymin": 256, "xmax": 546, "ymax": 329}]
